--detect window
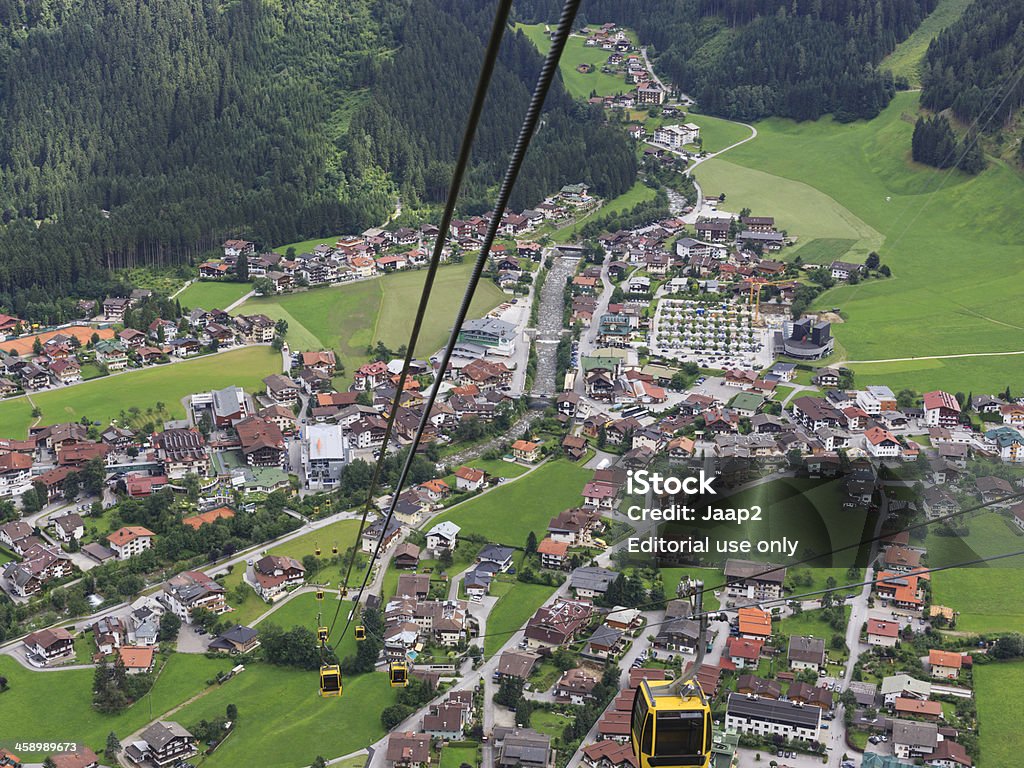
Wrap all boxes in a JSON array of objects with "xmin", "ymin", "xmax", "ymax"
[
  {"xmin": 655, "ymin": 711, "xmax": 705, "ymax": 756},
  {"xmin": 631, "ymin": 689, "xmax": 651, "ymax": 754}
]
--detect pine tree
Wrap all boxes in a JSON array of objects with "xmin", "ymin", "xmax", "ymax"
[{"xmin": 236, "ymin": 254, "xmax": 249, "ymax": 282}]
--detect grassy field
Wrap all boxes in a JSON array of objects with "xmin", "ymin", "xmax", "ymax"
[
  {"xmin": 517, "ymin": 25, "xmax": 631, "ymax": 100},
  {"xmin": 239, "ymin": 262, "xmax": 504, "ymax": 384},
  {"xmin": 975, "ymin": 661, "xmax": 1024, "ymax": 768},
  {"xmin": 932, "ymin": 564, "xmax": 1024, "ymax": 633},
  {"xmin": 177, "ymin": 280, "xmax": 252, "ymax": 310},
  {"xmin": 697, "ymin": 90, "xmax": 1024, "ymax": 371},
  {"xmin": 776, "ymin": 605, "xmax": 851, "ymax": 645},
  {"xmin": 174, "ymin": 666, "xmax": 397, "ymax": 768},
  {"xmin": 429, "ymin": 460, "xmax": 591, "ymax": 545},
  {"xmin": 924, "ymin": 511, "xmax": 1024, "ymax": 566},
  {"xmin": 550, "ymin": 179, "xmax": 658, "ymax": 243},
  {"xmin": 258, "ymin": 593, "xmax": 359, "ymax": 661},
  {"xmin": 484, "ymin": 581, "xmax": 556, "ymax": 657},
  {"xmin": 0, "ymin": 346, "xmax": 279, "ymax": 439},
  {"xmin": 0, "ymin": 653, "xmax": 232, "ymax": 760},
  {"xmin": 439, "ymin": 744, "xmax": 480, "ymax": 768},
  {"xmin": 695, "ymin": 158, "xmax": 883, "ymax": 261},
  {"xmin": 660, "ymin": 567, "xmax": 723, "ymax": 611},
  {"xmin": 881, "ymin": 0, "xmax": 973, "ymax": 86},
  {"xmin": 848, "ymin": 354, "xmax": 1024, "ymax": 395}
]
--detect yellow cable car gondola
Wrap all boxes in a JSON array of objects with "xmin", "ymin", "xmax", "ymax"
[
  {"xmin": 331, "ymin": 542, "xmax": 339, "ymax": 555},
  {"xmin": 315, "ymin": 588, "xmax": 324, "ymax": 601},
  {"xmin": 355, "ymin": 625, "xmax": 366, "ymax": 641},
  {"xmin": 314, "ymin": 542, "xmax": 321, "ymax": 557},
  {"xmin": 317, "ymin": 626, "xmax": 329, "ymax": 644},
  {"xmin": 319, "ymin": 665, "xmax": 343, "ymax": 697},
  {"xmin": 389, "ymin": 662, "xmax": 409, "ymax": 688},
  {"xmin": 630, "ymin": 677, "xmax": 712, "ymax": 768},
  {"xmin": 631, "ymin": 579, "xmax": 712, "ymax": 768}
]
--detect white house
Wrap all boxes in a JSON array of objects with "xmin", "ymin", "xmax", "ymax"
[{"xmin": 425, "ymin": 521, "xmax": 461, "ymax": 552}]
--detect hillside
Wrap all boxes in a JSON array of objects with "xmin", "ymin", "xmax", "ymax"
[
  {"xmin": 516, "ymin": 0, "xmax": 939, "ymax": 121},
  {"xmin": 0, "ymin": 0, "xmax": 635, "ymax": 319}
]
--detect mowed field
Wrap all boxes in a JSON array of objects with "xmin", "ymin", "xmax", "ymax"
[
  {"xmin": 485, "ymin": 581, "xmax": 556, "ymax": 657},
  {"xmin": 0, "ymin": 653, "xmax": 233, "ymax": 760},
  {"xmin": 694, "ymin": 91, "xmax": 1024, "ymax": 368},
  {"xmin": 517, "ymin": 24, "xmax": 632, "ymax": 100},
  {"xmin": 0, "ymin": 346, "xmax": 279, "ymax": 439},
  {"xmin": 881, "ymin": 0, "xmax": 973, "ymax": 86},
  {"xmin": 173, "ymin": 667, "xmax": 397, "ymax": 768},
  {"xmin": 177, "ymin": 280, "xmax": 252, "ymax": 310},
  {"xmin": 848, "ymin": 353, "xmax": 1024, "ymax": 396},
  {"xmin": 428, "ymin": 459, "xmax": 592, "ymax": 544},
  {"xmin": 239, "ymin": 262, "xmax": 504, "ymax": 384},
  {"xmin": 933, "ymin": 564, "xmax": 1024, "ymax": 633},
  {"xmin": 975, "ymin": 661, "xmax": 1024, "ymax": 767}
]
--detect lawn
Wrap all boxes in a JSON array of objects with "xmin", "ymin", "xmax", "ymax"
[
  {"xmin": 695, "ymin": 158, "xmax": 882, "ymax": 262},
  {"xmin": 485, "ymin": 581, "xmax": 556, "ymax": 657},
  {"xmin": 697, "ymin": 90, "xmax": 1024, "ymax": 374},
  {"xmin": 785, "ymin": 567, "xmax": 862, "ymax": 601},
  {"xmin": 932, "ymin": 564, "xmax": 1024, "ymax": 633},
  {"xmin": 265, "ymin": 519, "xmax": 363, "ymax": 566},
  {"xmin": 880, "ymin": 0, "xmax": 973, "ymax": 86},
  {"xmin": 789, "ymin": 238, "xmax": 858, "ymax": 264},
  {"xmin": 0, "ymin": 346, "xmax": 279, "ymax": 439},
  {"xmin": 173, "ymin": 666, "xmax": 397, "ymax": 768},
  {"xmin": 678, "ymin": 112, "xmax": 755, "ymax": 154},
  {"xmin": 660, "ymin": 567, "xmax": 723, "ymax": 611},
  {"xmin": 516, "ymin": 25, "xmax": 632, "ymax": 101},
  {"xmin": 238, "ymin": 262, "xmax": 504, "ymax": 385},
  {"xmin": 550, "ymin": 179, "xmax": 658, "ymax": 243},
  {"xmin": 177, "ymin": 280, "xmax": 252, "ymax": 311},
  {"xmin": 974, "ymin": 661, "xmax": 1024, "ymax": 768},
  {"xmin": 924, "ymin": 511, "xmax": 1024, "ymax": 567},
  {"xmin": 439, "ymin": 743, "xmax": 480, "ymax": 768},
  {"xmin": 0, "ymin": 652, "xmax": 232, "ymax": 760},
  {"xmin": 848, "ymin": 354, "xmax": 1024, "ymax": 395},
  {"xmin": 531, "ymin": 709, "xmax": 571, "ymax": 743},
  {"xmin": 776, "ymin": 606, "xmax": 851, "ymax": 650},
  {"xmin": 257, "ymin": 593, "xmax": 359, "ymax": 662},
  {"xmin": 429, "ymin": 460, "xmax": 592, "ymax": 545}
]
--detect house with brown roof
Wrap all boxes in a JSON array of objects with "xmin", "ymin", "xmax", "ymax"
[
  {"xmin": 537, "ymin": 537, "xmax": 569, "ymax": 570},
  {"xmin": 393, "ymin": 542, "xmax": 421, "ymax": 570},
  {"xmin": 23, "ymin": 627, "xmax": 74, "ymax": 665},
  {"xmin": 301, "ymin": 350, "xmax": 337, "ymax": 376},
  {"xmin": 928, "ymin": 649, "xmax": 962, "ymax": 679},
  {"xmin": 235, "ymin": 416, "xmax": 285, "ymax": 467},
  {"xmin": 555, "ymin": 667, "xmax": 600, "ymax": 704},
  {"xmin": 497, "ymin": 650, "xmax": 540, "ymax": 680},
  {"xmin": 252, "ymin": 555, "xmax": 306, "ymax": 600},
  {"xmin": 386, "ymin": 732, "xmax": 431, "ymax": 768},
  {"xmin": 118, "ymin": 645, "xmax": 156, "ymax": 674},
  {"xmin": 453, "ymin": 465, "xmax": 486, "ymax": 492},
  {"xmin": 511, "ymin": 439, "xmax": 540, "ymax": 463},
  {"xmin": 867, "ymin": 618, "xmax": 900, "ymax": 647},
  {"xmin": 107, "ymin": 526, "xmax": 156, "ymax": 560}
]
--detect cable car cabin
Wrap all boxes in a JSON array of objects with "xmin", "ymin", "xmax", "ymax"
[
  {"xmin": 315, "ymin": 588, "xmax": 325, "ymax": 601},
  {"xmin": 389, "ymin": 662, "xmax": 409, "ymax": 688},
  {"xmin": 631, "ymin": 678, "xmax": 712, "ymax": 768},
  {"xmin": 331, "ymin": 543, "xmax": 339, "ymax": 555},
  {"xmin": 355, "ymin": 625, "xmax": 366, "ymax": 641},
  {"xmin": 317, "ymin": 626, "xmax": 329, "ymax": 644},
  {"xmin": 314, "ymin": 543, "xmax": 322, "ymax": 557},
  {"xmin": 320, "ymin": 665, "xmax": 343, "ymax": 697}
]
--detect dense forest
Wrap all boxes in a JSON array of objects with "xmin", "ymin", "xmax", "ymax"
[
  {"xmin": 920, "ymin": 0, "xmax": 1024, "ymax": 128},
  {"xmin": 0, "ymin": 0, "xmax": 634, "ymax": 318},
  {"xmin": 518, "ymin": 0, "xmax": 937, "ymax": 121},
  {"xmin": 346, "ymin": 0, "xmax": 636, "ymax": 214}
]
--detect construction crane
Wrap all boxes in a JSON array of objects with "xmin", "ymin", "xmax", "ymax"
[{"xmin": 746, "ymin": 279, "xmax": 797, "ymax": 324}]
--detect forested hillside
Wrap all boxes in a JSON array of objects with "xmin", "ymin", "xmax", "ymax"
[
  {"xmin": 518, "ymin": 0, "xmax": 938, "ymax": 121},
  {"xmin": 0, "ymin": 0, "xmax": 401, "ymax": 320},
  {"xmin": 920, "ymin": 0, "xmax": 1024, "ymax": 127},
  {"xmin": 0, "ymin": 0, "xmax": 635, "ymax": 320},
  {"xmin": 344, "ymin": 0, "xmax": 636, "ymax": 214}
]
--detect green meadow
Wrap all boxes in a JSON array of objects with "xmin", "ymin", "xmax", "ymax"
[
  {"xmin": 177, "ymin": 280, "xmax": 252, "ymax": 310},
  {"xmin": 0, "ymin": 346, "xmax": 279, "ymax": 439},
  {"xmin": 238, "ymin": 262, "xmax": 505, "ymax": 383},
  {"xmin": 695, "ymin": 91, "xmax": 1024, "ymax": 370},
  {"xmin": 517, "ymin": 24, "xmax": 632, "ymax": 100}
]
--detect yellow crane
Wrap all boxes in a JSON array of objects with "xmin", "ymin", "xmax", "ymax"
[{"xmin": 746, "ymin": 278, "xmax": 797, "ymax": 323}]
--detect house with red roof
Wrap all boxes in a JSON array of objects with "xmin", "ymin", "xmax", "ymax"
[{"xmin": 867, "ymin": 618, "xmax": 900, "ymax": 647}]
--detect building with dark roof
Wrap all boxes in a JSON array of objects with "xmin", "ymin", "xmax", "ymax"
[{"xmin": 725, "ymin": 693, "xmax": 821, "ymax": 742}]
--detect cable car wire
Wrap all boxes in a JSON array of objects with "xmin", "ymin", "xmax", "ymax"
[
  {"xmin": 331, "ymin": 0, "xmax": 584, "ymax": 652},
  {"xmin": 322, "ymin": 0, "xmax": 516, "ymax": 639}
]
